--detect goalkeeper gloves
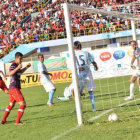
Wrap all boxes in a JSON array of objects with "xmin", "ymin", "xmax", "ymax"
[{"xmin": 131, "ymin": 65, "xmax": 136, "ymax": 70}]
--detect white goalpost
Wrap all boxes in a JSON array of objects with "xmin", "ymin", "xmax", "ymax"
[
  {"xmin": 63, "ymin": 2, "xmax": 139, "ymax": 125},
  {"xmin": 131, "ymin": 20, "xmax": 137, "ymax": 40},
  {"xmin": 63, "ymin": 3, "xmax": 83, "ymax": 125}
]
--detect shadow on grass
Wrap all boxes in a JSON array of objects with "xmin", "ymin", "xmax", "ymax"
[
  {"xmin": 83, "ymin": 90, "xmax": 140, "ymax": 102},
  {"xmin": 24, "ymin": 112, "xmax": 74, "ymax": 123},
  {"xmin": 27, "ymin": 104, "xmax": 46, "ymax": 108},
  {"xmin": 0, "ymin": 104, "xmax": 46, "ymax": 111},
  {"xmin": 83, "ymin": 91, "xmax": 130, "ymax": 101},
  {"xmin": 83, "ymin": 102, "xmax": 140, "ymax": 113}
]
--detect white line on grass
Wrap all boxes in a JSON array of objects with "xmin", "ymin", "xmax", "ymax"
[
  {"xmin": 88, "ymin": 109, "xmax": 113, "ymax": 122},
  {"xmin": 51, "ymin": 126, "xmax": 80, "ymax": 140},
  {"xmin": 51, "ymin": 98, "xmax": 140, "ymax": 140}
]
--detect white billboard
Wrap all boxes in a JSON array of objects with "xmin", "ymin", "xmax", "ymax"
[{"xmin": 65, "ymin": 46, "xmax": 135, "ymax": 79}]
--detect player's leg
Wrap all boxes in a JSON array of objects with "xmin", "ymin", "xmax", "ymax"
[
  {"xmin": 16, "ymin": 100, "xmax": 26, "ymax": 125},
  {"xmin": 1, "ymin": 88, "xmax": 16, "ymax": 124},
  {"xmin": 71, "ymin": 88, "xmax": 77, "ymax": 113},
  {"xmin": 124, "ymin": 75, "xmax": 137, "ymax": 100},
  {"xmin": 88, "ymin": 91, "xmax": 96, "ymax": 112},
  {"xmin": 79, "ymin": 81, "xmax": 85, "ymax": 98},
  {"xmin": 58, "ymin": 86, "xmax": 72, "ymax": 101},
  {"xmin": 71, "ymin": 89, "xmax": 85, "ymax": 114},
  {"xmin": 48, "ymin": 88, "xmax": 56, "ymax": 106},
  {"xmin": 86, "ymin": 72, "xmax": 96, "ymax": 111},
  {"xmin": 1, "ymin": 101, "xmax": 15, "ymax": 124},
  {"xmin": 43, "ymin": 80, "xmax": 56, "ymax": 106},
  {"xmin": 11, "ymin": 88, "xmax": 26, "ymax": 125},
  {"xmin": 57, "ymin": 85, "xmax": 71, "ymax": 101},
  {"xmin": 57, "ymin": 96, "xmax": 69, "ymax": 101},
  {"xmin": 130, "ymin": 76, "xmax": 136, "ymax": 98}
]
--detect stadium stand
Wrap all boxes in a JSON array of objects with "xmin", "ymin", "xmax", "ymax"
[{"xmin": 0, "ymin": 0, "xmax": 139, "ymax": 58}]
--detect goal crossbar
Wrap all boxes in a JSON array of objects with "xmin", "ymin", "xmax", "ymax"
[
  {"xmin": 68, "ymin": 4, "xmax": 140, "ymax": 21},
  {"xmin": 105, "ymin": 0, "xmax": 140, "ymax": 8}
]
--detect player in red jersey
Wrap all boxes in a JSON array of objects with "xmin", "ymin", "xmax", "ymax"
[
  {"xmin": 1, "ymin": 52, "xmax": 31, "ymax": 125},
  {"xmin": 0, "ymin": 70, "xmax": 8, "ymax": 94}
]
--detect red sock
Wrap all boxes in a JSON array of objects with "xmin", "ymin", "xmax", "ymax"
[
  {"xmin": 2, "ymin": 105, "xmax": 13, "ymax": 122},
  {"xmin": 16, "ymin": 105, "xmax": 26, "ymax": 124}
]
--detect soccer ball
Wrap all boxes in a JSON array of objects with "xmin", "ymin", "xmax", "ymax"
[{"xmin": 108, "ymin": 113, "xmax": 119, "ymax": 122}]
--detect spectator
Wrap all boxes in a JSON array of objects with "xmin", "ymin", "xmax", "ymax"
[{"xmin": 0, "ymin": 0, "xmax": 139, "ymax": 58}]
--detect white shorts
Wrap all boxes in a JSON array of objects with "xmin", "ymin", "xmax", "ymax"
[
  {"xmin": 42, "ymin": 80, "xmax": 56, "ymax": 92},
  {"xmin": 132, "ymin": 69, "xmax": 140, "ymax": 78},
  {"xmin": 79, "ymin": 71, "xmax": 96, "ymax": 92}
]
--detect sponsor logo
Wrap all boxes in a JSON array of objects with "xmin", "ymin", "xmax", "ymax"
[
  {"xmin": 91, "ymin": 66, "xmax": 107, "ymax": 78},
  {"xmin": 100, "ymin": 52, "xmax": 111, "ymax": 61},
  {"xmin": 110, "ymin": 63, "xmax": 131, "ymax": 76},
  {"xmin": 113, "ymin": 50, "xmax": 125, "ymax": 60},
  {"xmin": 127, "ymin": 48, "xmax": 134, "ymax": 57},
  {"xmin": 50, "ymin": 71, "xmax": 72, "ymax": 80},
  {"xmin": 20, "ymin": 69, "xmax": 72, "ymax": 87},
  {"xmin": 20, "ymin": 74, "xmax": 41, "ymax": 87}
]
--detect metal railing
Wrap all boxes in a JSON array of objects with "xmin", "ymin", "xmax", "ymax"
[{"xmin": 0, "ymin": 23, "xmax": 140, "ymax": 59}]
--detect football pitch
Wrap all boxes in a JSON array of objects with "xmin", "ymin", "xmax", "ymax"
[{"xmin": 0, "ymin": 76, "xmax": 140, "ymax": 140}]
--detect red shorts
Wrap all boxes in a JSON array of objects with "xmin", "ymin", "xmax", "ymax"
[
  {"xmin": 9, "ymin": 88, "xmax": 25, "ymax": 103},
  {"xmin": 0, "ymin": 80, "xmax": 8, "ymax": 91}
]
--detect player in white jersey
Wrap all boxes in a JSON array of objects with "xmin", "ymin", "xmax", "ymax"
[
  {"xmin": 38, "ymin": 54, "xmax": 56, "ymax": 106},
  {"xmin": 74, "ymin": 41, "xmax": 98, "ymax": 111},
  {"xmin": 57, "ymin": 83, "xmax": 85, "ymax": 101},
  {"xmin": 124, "ymin": 40, "xmax": 140, "ymax": 100},
  {"xmin": 57, "ymin": 83, "xmax": 75, "ymax": 100}
]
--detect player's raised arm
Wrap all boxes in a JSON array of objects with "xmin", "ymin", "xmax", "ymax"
[
  {"xmin": 8, "ymin": 64, "xmax": 22, "ymax": 76},
  {"xmin": 20, "ymin": 63, "xmax": 31, "ymax": 74}
]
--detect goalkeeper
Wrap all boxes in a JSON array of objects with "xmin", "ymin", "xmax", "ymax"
[{"xmin": 124, "ymin": 40, "xmax": 140, "ymax": 100}]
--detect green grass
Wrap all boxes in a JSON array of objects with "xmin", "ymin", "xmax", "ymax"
[{"xmin": 0, "ymin": 76, "xmax": 140, "ymax": 140}]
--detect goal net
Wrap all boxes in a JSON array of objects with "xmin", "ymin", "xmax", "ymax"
[{"xmin": 63, "ymin": 2, "xmax": 140, "ymax": 125}]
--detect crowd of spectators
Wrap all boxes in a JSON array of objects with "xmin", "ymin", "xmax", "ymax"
[
  {"xmin": 0, "ymin": 0, "xmax": 139, "ymax": 58},
  {"xmin": 0, "ymin": 0, "xmax": 43, "ymax": 55}
]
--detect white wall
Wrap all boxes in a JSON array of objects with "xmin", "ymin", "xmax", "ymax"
[{"xmin": 24, "ymin": 35, "xmax": 140, "ymax": 61}]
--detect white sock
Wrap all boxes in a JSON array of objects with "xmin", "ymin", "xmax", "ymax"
[{"xmin": 130, "ymin": 83, "xmax": 135, "ymax": 97}]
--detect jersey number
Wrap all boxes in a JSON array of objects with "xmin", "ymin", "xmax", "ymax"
[{"xmin": 79, "ymin": 55, "xmax": 85, "ymax": 66}]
